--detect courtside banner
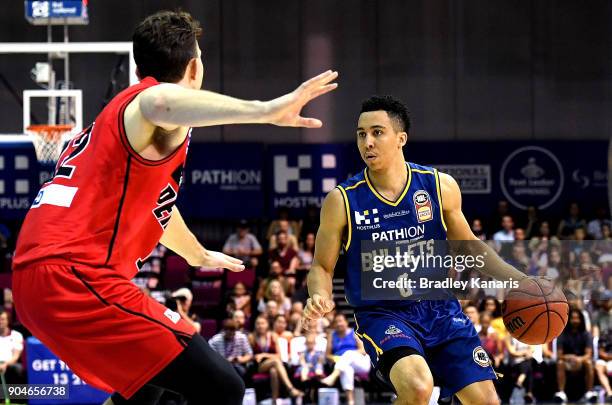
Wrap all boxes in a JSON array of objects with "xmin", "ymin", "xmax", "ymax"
[
  {"xmin": 26, "ymin": 337, "xmax": 108, "ymax": 404},
  {"xmin": 267, "ymin": 144, "xmax": 354, "ymax": 216},
  {"xmin": 400, "ymin": 140, "xmax": 608, "ymax": 219},
  {"xmin": 178, "ymin": 143, "xmax": 264, "ymax": 219},
  {"xmin": 0, "ymin": 142, "xmax": 54, "ymax": 219},
  {"xmin": 0, "ymin": 140, "xmax": 606, "ymax": 219}
]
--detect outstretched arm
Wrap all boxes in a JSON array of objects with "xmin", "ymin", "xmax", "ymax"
[
  {"xmin": 304, "ymin": 188, "xmax": 346, "ymax": 321},
  {"xmin": 159, "ymin": 207, "xmax": 244, "ymax": 272},
  {"xmin": 439, "ymin": 172, "xmax": 527, "ymax": 282},
  {"xmin": 136, "ymin": 70, "xmax": 337, "ymax": 130}
]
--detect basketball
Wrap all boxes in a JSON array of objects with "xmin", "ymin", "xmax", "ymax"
[{"xmin": 502, "ymin": 277, "xmax": 569, "ymax": 345}]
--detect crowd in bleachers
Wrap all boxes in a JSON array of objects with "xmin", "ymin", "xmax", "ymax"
[{"xmin": 0, "ymin": 201, "xmax": 610, "ymax": 403}]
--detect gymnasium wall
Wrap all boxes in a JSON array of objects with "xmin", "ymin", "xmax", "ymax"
[{"xmin": 0, "ymin": 0, "xmax": 611, "ymax": 143}]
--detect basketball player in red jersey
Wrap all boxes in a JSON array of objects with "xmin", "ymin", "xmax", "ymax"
[{"xmin": 11, "ymin": 11, "xmax": 337, "ymax": 405}]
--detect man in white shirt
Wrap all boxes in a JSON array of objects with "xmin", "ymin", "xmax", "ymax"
[{"xmin": 0, "ymin": 310, "xmax": 24, "ymax": 383}]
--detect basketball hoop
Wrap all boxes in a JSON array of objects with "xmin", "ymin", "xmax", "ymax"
[{"xmin": 26, "ymin": 124, "xmax": 73, "ymax": 164}]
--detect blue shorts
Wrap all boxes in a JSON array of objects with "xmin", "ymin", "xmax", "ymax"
[{"xmin": 354, "ymin": 300, "xmax": 496, "ymax": 399}]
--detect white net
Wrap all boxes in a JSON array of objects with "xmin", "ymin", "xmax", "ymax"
[{"xmin": 27, "ymin": 125, "xmax": 72, "ymax": 164}]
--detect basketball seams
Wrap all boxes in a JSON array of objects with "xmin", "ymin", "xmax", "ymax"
[
  {"xmin": 502, "ymin": 300, "xmax": 568, "ymax": 319},
  {"xmin": 517, "ymin": 310, "xmax": 548, "ymax": 344},
  {"xmin": 533, "ymin": 278, "xmax": 551, "ymax": 344}
]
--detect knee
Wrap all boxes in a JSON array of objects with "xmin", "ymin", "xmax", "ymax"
[
  {"xmin": 270, "ymin": 367, "xmax": 279, "ymax": 377},
  {"xmin": 395, "ymin": 379, "xmax": 433, "ymax": 405},
  {"xmin": 482, "ymin": 397, "xmax": 501, "ymax": 405},
  {"xmin": 557, "ymin": 360, "xmax": 565, "ymax": 370}
]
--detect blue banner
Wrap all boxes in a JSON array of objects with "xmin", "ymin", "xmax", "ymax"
[
  {"xmin": 401, "ymin": 141, "xmax": 609, "ymax": 218},
  {"xmin": 25, "ymin": 1, "xmax": 88, "ymax": 24},
  {"xmin": 26, "ymin": 337, "xmax": 108, "ymax": 404},
  {"xmin": 0, "ymin": 140, "xmax": 607, "ymax": 220},
  {"xmin": 178, "ymin": 143, "xmax": 264, "ymax": 219},
  {"xmin": 266, "ymin": 144, "xmax": 354, "ymax": 216},
  {"xmin": 0, "ymin": 141, "xmax": 54, "ymax": 219}
]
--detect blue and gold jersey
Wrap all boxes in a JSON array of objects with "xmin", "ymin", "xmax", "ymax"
[{"xmin": 338, "ymin": 162, "xmax": 449, "ymax": 307}]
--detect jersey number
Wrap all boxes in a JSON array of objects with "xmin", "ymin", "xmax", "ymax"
[{"xmin": 51, "ymin": 124, "xmax": 93, "ymax": 181}]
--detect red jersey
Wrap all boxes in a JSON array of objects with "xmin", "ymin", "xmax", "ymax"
[{"xmin": 13, "ymin": 77, "xmax": 190, "ymax": 279}]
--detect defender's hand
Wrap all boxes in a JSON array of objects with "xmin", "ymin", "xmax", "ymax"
[
  {"xmin": 303, "ymin": 293, "xmax": 335, "ymax": 322},
  {"xmin": 190, "ymin": 249, "xmax": 245, "ymax": 272},
  {"xmin": 266, "ymin": 70, "xmax": 338, "ymax": 128}
]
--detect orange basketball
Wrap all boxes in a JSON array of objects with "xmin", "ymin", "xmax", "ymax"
[{"xmin": 501, "ymin": 277, "xmax": 569, "ymax": 344}]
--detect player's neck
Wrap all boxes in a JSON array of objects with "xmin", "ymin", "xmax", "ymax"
[{"xmin": 367, "ymin": 157, "xmax": 408, "ymax": 200}]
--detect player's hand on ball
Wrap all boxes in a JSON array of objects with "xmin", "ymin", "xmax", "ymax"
[
  {"xmin": 303, "ymin": 293, "xmax": 335, "ymax": 324},
  {"xmin": 267, "ymin": 70, "xmax": 338, "ymax": 128},
  {"xmin": 192, "ymin": 249, "xmax": 245, "ymax": 272}
]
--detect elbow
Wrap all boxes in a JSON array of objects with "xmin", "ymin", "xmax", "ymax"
[{"xmin": 140, "ymin": 91, "xmax": 171, "ymax": 124}]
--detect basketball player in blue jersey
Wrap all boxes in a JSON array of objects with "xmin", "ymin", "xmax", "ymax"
[{"xmin": 304, "ymin": 95, "xmax": 529, "ymax": 405}]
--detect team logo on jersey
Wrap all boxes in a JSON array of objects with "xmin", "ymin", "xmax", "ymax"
[
  {"xmin": 164, "ymin": 308, "xmax": 181, "ymax": 324},
  {"xmin": 385, "ymin": 325, "xmax": 402, "ymax": 335},
  {"xmin": 472, "ymin": 346, "xmax": 491, "ymax": 367},
  {"xmin": 355, "ymin": 209, "xmax": 380, "ymax": 225},
  {"xmin": 413, "ymin": 190, "xmax": 433, "ymax": 223},
  {"xmin": 153, "ymin": 183, "xmax": 178, "ymax": 229}
]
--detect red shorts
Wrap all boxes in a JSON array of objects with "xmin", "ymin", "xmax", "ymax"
[{"xmin": 12, "ymin": 262, "xmax": 196, "ymax": 398}]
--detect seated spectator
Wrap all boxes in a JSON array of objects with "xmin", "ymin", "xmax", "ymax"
[
  {"xmin": 208, "ymin": 319, "xmax": 253, "ymax": 379},
  {"xmin": 463, "ymin": 303, "xmax": 480, "ymax": 331},
  {"xmin": 273, "ymin": 314, "xmax": 294, "ymax": 342},
  {"xmin": 479, "ymin": 296, "xmax": 507, "ymax": 340},
  {"xmin": 508, "ymin": 243, "xmax": 530, "ymax": 274},
  {"xmin": 171, "ymin": 287, "xmax": 201, "ymax": 334},
  {"xmin": 269, "ymin": 231, "xmax": 299, "ymax": 285},
  {"xmin": 488, "ymin": 200, "xmax": 511, "ymax": 237},
  {"xmin": 478, "ymin": 312, "xmax": 503, "ymax": 368},
  {"xmin": 590, "ymin": 290, "xmax": 611, "ymax": 337},
  {"xmin": 232, "ymin": 309, "xmax": 248, "ymax": 333},
  {"xmin": 528, "ymin": 221, "xmax": 560, "ymax": 251},
  {"xmin": 288, "ymin": 302, "xmax": 304, "ymax": 335},
  {"xmin": 554, "ymin": 308, "xmax": 597, "ymax": 403},
  {"xmin": 222, "ymin": 220, "xmax": 262, "ymax": 269},
  {"xmin": 514, "ymin": 227, "xmax": 526, "ymax": 243},
  {"xmin": 297, "ymin": 232, "xmax": 316, "ymax": 271},
  {"xmin": 296, "ymin": 332, "xmax": 325, "ymax": 403},
  {"xmin": 249, "ymin": 315, "xmax": 303, "ymax": 400},
  {"xmin": 297, "ymin": 333, "xmax": 324, "ymax": 379},
  {"xmin": 257, "ymin": 279, "xmax": 292, "ymax": 316},
  {"xmin": 263, "ymin": 301, "xmax": 280, "ymax": 327},
  {"xmin": 505, "ymin": 336, "xmax": 535, "ymax": 403},
  {"xmin": 471, "ymin": 219, "xmax": 486, "ymax": 241},
  {"xmin": 557, "ymin": 202, "xmax": 587, "ymax": 240},
  {"xmin": 227, "ymin": 282, "xmax": 251, "ymax": 317},
  {"xmin": 587, "ymin": 206, "xmax": 611, "ymax": 240},
  {"xmin": 493, "ymin": 215, "xmax": 515, "ymax": 243},
  {"xmin": 493, "ymin": 215, "xmax": 515, "ymax": 258},
  {"xmin": 0, "ymin": 310, "xmax": 23, "ymax": 383},
  {"xmin": 256, "ymin": 261, "xmax": 289, "ymax": 302},
  {"xmin": 593, "ymin": 224, "xmax": 612, "ymax": 257},
  {"xmin": 268, "ymin": 218, "xmax": 299, "ymax": 251},
  {"xmin": 595, "ymin": 327, "xmax": 612, "ymax": 402},
  {"xmin": 321, "ymin": 314, "xmax": 370, "ymax": 405}
]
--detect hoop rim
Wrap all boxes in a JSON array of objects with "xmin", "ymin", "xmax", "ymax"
[{"xmin": 26, "ymin": 124, "xmax": 74, "ymax": 133}]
